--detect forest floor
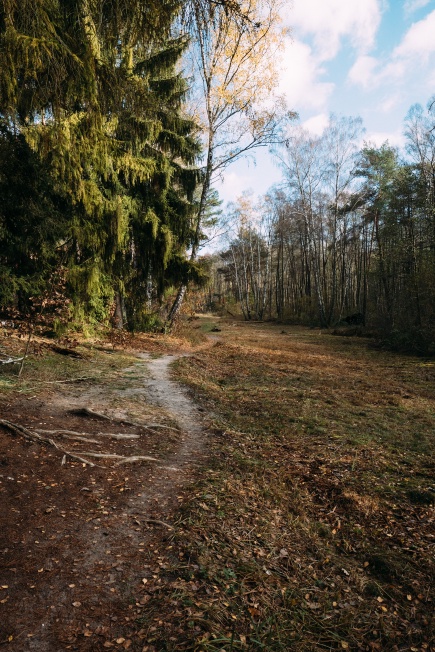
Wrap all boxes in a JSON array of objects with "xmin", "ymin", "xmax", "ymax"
[{"xmin": 0, "ymin": 317, "xmax": 434, "ymax": 651}]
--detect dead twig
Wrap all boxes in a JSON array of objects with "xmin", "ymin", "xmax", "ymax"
[
  {"xmin": 143, "ymin": 518, "xmax": 174, "ymax": 530},
  {"xmin": 18, "ymin": 325, "xmax": 34, "ymax": 378}
]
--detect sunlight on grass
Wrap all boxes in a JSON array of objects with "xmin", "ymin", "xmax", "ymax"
[{"xmin": 157, "ymin": 319, "xmax": 435, "ymax": 651}]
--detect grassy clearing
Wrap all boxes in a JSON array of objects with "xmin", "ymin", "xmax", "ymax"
[
  {"xmin": 0, "ymin": 325, "xmax": 207, "ymax": 396},
  {"xmin": 0, "ymin": 346, "xmax": 136, "ymax": 398},
  {"xmin": 139, "ymin": 320, "xmax": 434, "ymax": 651},
  {"xmin": 1, "ymin": 321, "xmax": 433, "ymax": 650}
]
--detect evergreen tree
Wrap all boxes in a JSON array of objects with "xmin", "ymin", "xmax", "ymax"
[
  {"xmin": 0, "ymin": 122, "xmax": 71, "ymax": 310},
  {"xmin": 0, "ymin": 0, "xmax": 201, "ymax": 327}
]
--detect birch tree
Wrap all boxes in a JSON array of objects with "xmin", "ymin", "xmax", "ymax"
[{"xmin": 167, "ymin": 0, "xmax": 290, "ymax": 323}]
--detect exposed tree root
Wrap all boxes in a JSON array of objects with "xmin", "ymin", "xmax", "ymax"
[
  {"xmin": 35, "ymin": 429, "xmax": 100, "ymax": 443},
  {"xmin": 39, "ymin": 377, "xmax": 94, "ymax": 384},
  {"xmin": 68, "ymin": 407, "xmax": 180, "ymax": 434},
  {"xmin": 0, "ymin": 419, "xmax": 96, "ymax": 467},
  {"xmin": 146, "ymin": 424, "xmax": 181, "ymax": 432},
  {"xmin": 95, "ymin": 432, "xmax": 140, "ymax": 440},
  {"xmin": 77, "ymin": 452, "xmax": 159, "ymax": 464},
  {"xmin": 0, "ymin": 420, "xmax": 160, "ymax": 467},
  {"xmin": 34, "ymin": 429, "xmax": 140, "ymax": 441},
  {"xmin": 69, "ymin": 407, "xmax": 112, "ymax": 420},
  {"xmin": 115, "ymin": 455, "xmax": 159, "ymax": 465}
]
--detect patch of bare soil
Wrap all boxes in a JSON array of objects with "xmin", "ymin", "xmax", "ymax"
[{"xmin": 0, "ymin": 345, "xmax": 209, "ymax": 651}]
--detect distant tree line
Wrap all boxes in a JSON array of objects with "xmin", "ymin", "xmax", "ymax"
[{"xmin": 211, "ymin": 106, "xmax": 435, "ymax": 353}]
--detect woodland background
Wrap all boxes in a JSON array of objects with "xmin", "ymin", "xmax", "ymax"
[{"xmin": 1, "ymin": 0, "xmax": 435, "ymax": 353}]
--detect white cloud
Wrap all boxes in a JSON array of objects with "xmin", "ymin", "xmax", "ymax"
[
  {"xmin": 302, "ymin": 113, "xmax": 329, "ymax": 135},
  {"xmin": 347, "ymin": 11, "xmax": 435, "ymax": 90},
  {"xmin": 348, "ymin": 55, "xmax": 379, "ymax": 89},
  {"xmin": 364, "ymin": 129, "xmax": 405, "ymax": 148},
  {"xmin": 288, "ymin": 0, "xmax": 383, "ymax": 59},
  {"xmin": 393, "ymin": 9, "xmax": 435, "ymax": 60},
  {"xmin": 379, "ymin": 94, "xmax": 402, "ymax": 114},
  {"xmin": 214, "ymin": 151, "xmax": 280, "ymax": 205},
  {"xmin": 215, "ymin": 171, "xmax": 251, "ymax": 204},
  {"xmin": 280, "ymin": 39, "xmax": 334, "ymax": 111},
  {"xmin": 404, "ymin": 0, "xmax": 432, "ymax": 16}
]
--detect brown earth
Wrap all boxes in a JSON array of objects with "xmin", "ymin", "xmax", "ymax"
[
  {"xmin": 1, "ymin": 320, "xmax": 435, "ymax": 652},
  {"xmin": 0, "ymin": 331, "xmax": 211, "ymax": 651}
]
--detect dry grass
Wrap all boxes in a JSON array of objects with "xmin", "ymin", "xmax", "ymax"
[
  {"xmin": 138, "ymin": 319, "xmax": 435, "ymax": 651},
  {"xmin": 1, "ymin": 320, "xmax": 434, "ymax": 651}
]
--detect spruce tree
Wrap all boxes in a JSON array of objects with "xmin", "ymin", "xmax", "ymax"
[{"xmin": 0, "ymin": 0, "xmax": 200, "ymax": 327}]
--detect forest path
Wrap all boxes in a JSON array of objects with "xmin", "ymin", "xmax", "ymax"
[{"xmin": 0, "ymin": 333, "xmax": 217, "ymax": 652}]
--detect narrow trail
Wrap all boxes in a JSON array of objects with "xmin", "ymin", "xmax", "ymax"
[
  {"xmin": 140, "ymin": 352, "xmax": 204, "ymax": 440},
  {"xmin": 5, "ymin": 347, "xmax": 212, "ymax": 651},
  {"xmin": 125, "ymin": 351, "xmax": 208, "ymax": 518}
]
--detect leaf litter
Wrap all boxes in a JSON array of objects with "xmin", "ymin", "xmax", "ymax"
[{"xmin": 0, "ymin": 322, "xmax": 434, "ymax": 651}]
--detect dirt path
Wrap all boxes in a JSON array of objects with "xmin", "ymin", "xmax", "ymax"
[
  {"xmin": 140, "ymin": 352, "xmax": 204, "ymax": 451},
  {"xmin": 0, "ymin": 348, "xmax": 210, "ymax": 651},
  {"xmin": 3, "ymin": 322, "xmax": 435, "ymax": 651}
]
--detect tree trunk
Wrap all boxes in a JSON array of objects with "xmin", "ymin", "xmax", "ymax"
[
  {"xmin": 167, "ymin": 284, "xmax": 187, "ymax": 324},
  {"xmin": 166, "ymin": 132, "xmax": 215, "ymax": 327},
  {"xmin": 114, "ymin": 291, "xmax": 124, "ymax": 330}
]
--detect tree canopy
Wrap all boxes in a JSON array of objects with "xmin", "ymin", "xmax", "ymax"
[{"xmin": 0, "ymin": 0, "xmax": 287, "ymax": 330}]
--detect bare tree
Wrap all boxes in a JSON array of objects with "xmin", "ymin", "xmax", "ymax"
[{"xmin": 167, "ymin": 0, "xmax": 291, "ymax": 324}]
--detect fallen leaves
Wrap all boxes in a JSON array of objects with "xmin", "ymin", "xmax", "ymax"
[
  {"xmin": 164, "ymin": 324, "xmax": 435, "ymax": 651},
  {"xmin": 2, "ymin": 322, "xmax": 435, "ymax": 652}
]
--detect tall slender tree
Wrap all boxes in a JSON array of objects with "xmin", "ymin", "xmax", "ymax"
[{"xmin": 167, "ymin": 0, "xmax": 289, "ymax": 324}]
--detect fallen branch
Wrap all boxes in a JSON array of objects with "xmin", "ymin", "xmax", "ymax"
[
  {"xmin": 0, "ymin": 419, "xmax": 96, "ymax": 466},
  {"xmin": 0, "ymin": 356, "xmax": 24, "ymax": 365}
]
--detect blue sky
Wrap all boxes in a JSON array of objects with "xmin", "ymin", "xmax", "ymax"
[{"xmin": 215, "ymin": 0, "xmax": 435, "ymax": 204}]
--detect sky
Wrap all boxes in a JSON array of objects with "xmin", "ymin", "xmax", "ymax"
[{"xmin": 215, "ymin": 0, "xmax": 435, "ymax": 206}]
